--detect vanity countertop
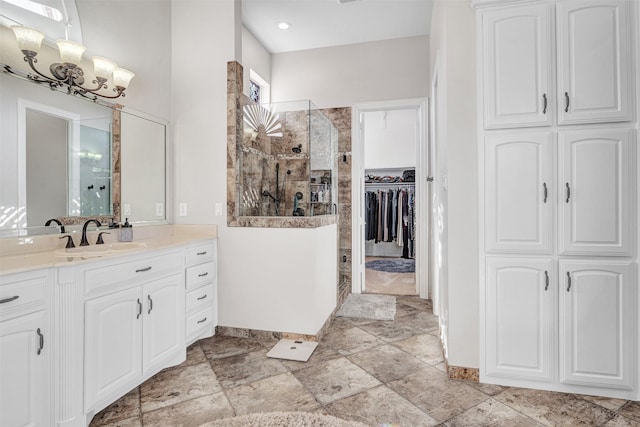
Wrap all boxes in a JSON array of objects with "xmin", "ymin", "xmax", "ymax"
[{"xmin": 0, "ymin": 225, "xmax": 217, "ymax": 276}]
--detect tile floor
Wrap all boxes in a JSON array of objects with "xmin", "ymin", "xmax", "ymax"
[{"xmin": 90, "ymin": 296, "xmax": 640, "ymax": 427}]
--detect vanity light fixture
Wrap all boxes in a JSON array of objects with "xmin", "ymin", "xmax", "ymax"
[
  {"xmin": 277, "ymin": 21, "xmax": 290, "ymax": 30},
  {"xmin": 7, "ymin": 25, "xmax": 135, "ymax": 100}
]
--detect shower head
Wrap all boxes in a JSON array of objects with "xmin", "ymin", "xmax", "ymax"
[
  {"xmin": 292, "ymin": 144, "xmax": 302, "ymax": 154},
  {"xmin": 295, "ymin": 192, "xmax": 303, "ymax": 200}
]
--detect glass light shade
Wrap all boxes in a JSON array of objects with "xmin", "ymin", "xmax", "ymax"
[
  {"xmin": 11, "ymin": 26, "xmax": 45, "ymax": 54},
  {"xmin": 112, "ymin": 68, "xmax": 135, "ymax": 89},
  {"xmin": 56, "ymin": 39, "xmax": 86, "ymax": 65},
  {"xmin": 92, "ymin": 56, "xmax": 118, "ymax": 80}
]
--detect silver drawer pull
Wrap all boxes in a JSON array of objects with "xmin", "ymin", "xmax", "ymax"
[
  {"xmin": 36, "ymin": 328, "xmax": 44, "ymax": 355},
  {"xmin": 197, "ymin": 251, "xmax": 207, "ymax": 256},
  {"xmin": 198, "ymin": 272, "xmax": 209, "ymax": 278},
  {"xmin": 197, "ymin": 294, "xmax": 208, "ymax": 301},
  {"xmin": 197, "ymin": 317, "xmax": 207, "ymax": 324},
  {"xmin": 136, "ymin": 266, "xmax": 152, "ymax": 273},
  {"xmin": 0, "ymin": 296, "xmax": 19, "ymax": 304}
]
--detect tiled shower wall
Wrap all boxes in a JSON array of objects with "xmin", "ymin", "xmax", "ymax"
[{"xmin": 321, "ymin": 108, "xmax": 352, "ymax": 305}]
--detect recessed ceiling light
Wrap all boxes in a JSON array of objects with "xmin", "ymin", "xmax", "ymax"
[{"xmin": 277, "ymin": 21, "xmax": 290, "ymax": 30}]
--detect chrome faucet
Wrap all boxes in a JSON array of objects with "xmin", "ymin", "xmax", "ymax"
[
  {"xmin": 45, "ymin": 218, "xmax": 65, "ymax": 233},
  {"xmin": 80, "ymin": 219, "xmax": 102, "ymax": 246}
]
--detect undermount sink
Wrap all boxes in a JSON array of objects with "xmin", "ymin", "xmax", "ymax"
[{"xmin": 54, "ymin": 242, "xmax": 148, "ymax": 258}]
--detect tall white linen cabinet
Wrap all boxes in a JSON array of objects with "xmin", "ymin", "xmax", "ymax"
[{"xmin": 473, "ymin": 0, "xmax": 640, "ymax": 400}]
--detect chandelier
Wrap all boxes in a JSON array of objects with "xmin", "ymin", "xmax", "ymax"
[{"xmin": 7, "ymin": 25, "xmax": 135, "ymax": 100}]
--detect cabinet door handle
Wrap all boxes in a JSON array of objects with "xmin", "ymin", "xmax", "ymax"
[
  {"xmin": 542, "ymin": 93, "xmax": 547, "ymax": 114},
  {"xmin": 197, "ymin": 251, "xmax": 207, "ymax": 256},
  {"xmin": 0, "ymin": 295, "xmax": 19, "ymax": 304},
  {"xmin": 36, "ymin": 328, "xmax": 44, "ymax": 355},
  {"xmin": 197, "ymin": 317, "xmax": 207, "ymax": 324},
  {"xmin": 136, "ymin": 266, "xmax": 152, "ymax": 273},
  {"xmin": 137, "ymin": 298, "xmax": 142, "ymax": 319},
  {"xmin": 544, "ymin": 271, "xmax": 549, "ymax": 291},
  {"xmin": 198, "ymin": 272, "xmax": 209, "ymax": 278},
  {"xmin": 566, "ymin": 272, "xmax": 572, "ymax": 292},
  {"xmin": 543, "ymin": 183, "xmax": 548, "ymax": 203},
  {"xmin": 564, "ymin": 92, "xmax": 570, "ymax": 113},
  {"xmin": 147, "ymin": 295, "xmax": 153, "ymax": 314},
  {"xmin": 565, "ymin": 183, "xmax": 571, "ymax": 203},
  {"xmin": 197, "ymin": 294, "xmax": 208, "ymax": 301}
]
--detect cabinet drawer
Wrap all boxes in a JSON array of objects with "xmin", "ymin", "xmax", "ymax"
[
  {"xmin": 84, "ymin": 252, "xmax": 183, "ymax": 296},
  {"xmin": 186, "ymin": 243, "xmax": 215, "ymax": 267},
  {"xmin": 185, "ymin": 283, "xmax": 215, "ymax": 314},
  {"xmin": 185, "ymin": 262, "xmax": 216, "ymax": 290},
  {"xmin": 186, "ymin": 306, "xmax": 214, "ymax": 342},
  {"xmin": 0, "ymin": 273, "xmax": 47, "ymax": 320}
]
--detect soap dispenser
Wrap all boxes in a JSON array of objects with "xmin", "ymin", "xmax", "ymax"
[{"xmin": 119, "ymin": 218, "xmax": 133, "ymax": 242}]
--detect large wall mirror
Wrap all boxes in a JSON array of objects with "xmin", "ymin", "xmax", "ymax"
[{"xmin": 0, "ymin": 72, "xmax": 167, "ymax": 236}]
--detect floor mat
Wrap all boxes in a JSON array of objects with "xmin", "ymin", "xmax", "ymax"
[
  {"xmin": 365, "ymin": 258, "xmax": 415, "ymax": 273},
  {"xmin": 336, "ymin": 293, "xmax": 396, "ymax": 320}
]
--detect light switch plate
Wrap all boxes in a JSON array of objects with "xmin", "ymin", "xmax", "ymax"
[
  {"xmin": 215, "ymin": 203, "xmax": 222, "ymax": 216},
  {"xmin": 124, "ymin": 204, "xmax": 131, "ymax": 216},
  {"xmin": 179, "ymin": 203, "xmax": 187, "ymax": 217},
  {"xmin": 155, "ymin": 203, "xmax": 164, "ymax": 217}
]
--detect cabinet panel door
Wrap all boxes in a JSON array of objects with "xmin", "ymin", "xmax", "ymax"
[
  {"xmin": 482, "ymin": 4, "xmax": 553, "ymax": 129},
  {"xmin": 557, "ymin": 0, "xmax": 631, "ymax": 124},
  {"xmin": 84, "ymin": 287, "xmax": 142, "ymax": 412},
  {"xmin": 0, "ymin": 310, "xmax": 49, "ymax": 427},
  {"xmin": 559, "ymin": 129, "xmax": 633, "ymax": 255},
  {"xmin": 143, "ymin": 274, "xmax": 184, "ymax": 375},
  {"xmin": 485, "ymin": 132, "xmax": 553, "ymax": 253},
  {"xmin": 559, "ymin": 261, "xmax": 634, "ymax": 389},
  {"xmin": 486, "ymin": 258, "xmax": 554, "ymax": 381}
]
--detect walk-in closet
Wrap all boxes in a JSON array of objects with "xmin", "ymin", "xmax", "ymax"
[{"xmin": 362, "ymin": 108, "xmax": 418, "ymax": 295}]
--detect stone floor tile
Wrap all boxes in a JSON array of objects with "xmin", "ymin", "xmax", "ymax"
[
  {"xmin": 326, "ymin": 384, "xmax": 440, "ymax": 427},
  {"xmin": 389, "ymin": 365, "xmax": 489, "ymax": 422},
  {"xmin": 176, "ymin": 343, "xmax": 207, "ymax": 368},
  {"xmin": 580, "ymin": 394, "xmax": 629, "ymax": 412},
  {"xmin": 293, "ymin": 357, "xmax": 381, "ymax": 405},
  {"xmin": 322, "ymin": 325, "xmax": 384, "ymax": 356},
  {"xmin": 359, "ymin": 318, "xmax": 431, "ymax": 342},
  {"xmin": 330, "ymin": 316, "xmax": 376, "ymax": 330},
  {"xmin": 225, "ymin": 372, "xmax": 319, "ymax": 415},
  {"xmin": 198, "ymin": 335, "xmax": 263, "ymax": 360},
  {"xmin": 465, "ymin": 380, "xmax": 505, "ymax": 397},
  {"xmin": 444, "ymin": 398, "xmax": 544, "ymax": 427},
  {"xmin": 89, "ymin": 387, "xmax": 140, "ymax": 426},
  {"xmin": 617, "ymin": 401, "xmax": 640, "ymax": 423},
  {"xmin": 92, "ymin": 416, "xmax": 141, "ymax": 427},
  {"xmin": 347, "ymin": 344, "xmax": 426, "ymax": 383},
  {"xmin": 210, "ymin": 349, "xmax": 288, "ymax": 388},
  {"xmin": 494, "ymin": 387, "xmax": 615, "ymax": 426},
  {"xmin": 393, "ymin": 333, "xmax": 444, "ymax": 365},
  {"xmin": 394, "ymin": 310, "xmax": 440, "ymax": 330},
  {"xmin": 141, "ymin": 392, "xmax": 234, "ymax": 427},
  {"xmin": 603, "ymin": 414, "xmax": 640, "ymax": 426},
  {"xmin": 140, "ymin": 362, "xmax": 220, "ymax": 413}
]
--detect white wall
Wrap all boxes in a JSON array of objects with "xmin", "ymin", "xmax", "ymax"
[
  {"xmin": 429, "ymin": 0, "xmax": 478, "ymax": 369},
  {"xmin": 271, "ymin": 35, "xmax": 430, "ymax": 108},
  {"xmin": 242, "ymin": 26, "xmax": 272, "ymax": 99},
  {"xmin": 363, "ymin": 109, "xmax": 417, "ymax": 169}
]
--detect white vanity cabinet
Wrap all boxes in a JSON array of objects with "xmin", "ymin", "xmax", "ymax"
[
  {"xmin": 81, "ymin": 249, "xmax": 185, "ymax": 417},
  {"xmin": 0, "ymin": 269, "xmax": 51, "ymax": 427},
  {"xmin": 184, "ymin": 241, "xmax": 217, "ymax": 346}
]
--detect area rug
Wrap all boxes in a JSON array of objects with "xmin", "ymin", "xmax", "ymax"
[
  {"xmin": 365, "ymin": 258, "xmax": 415, "ymax": 273},
  {"xmin": 199, "ymin": 411, "xmax": 369, "ymax": 427},
  {"xmin": 335, "ymin": 293, "xmax": 396, "ymax": 321}
]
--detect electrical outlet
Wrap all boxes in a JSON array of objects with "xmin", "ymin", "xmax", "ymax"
[
  {"xmin": 155, "ymin": 203, "xmax": 164, "ymax": 217},
  {"xmin": 124, "ymin": 204, "xmax": 131, "ymax": 216},
  {"xmin": 179, "ymin": 203, "xmax": 187, "ymax": 217},
  {"xmin": 215, "ymin": 202, "xmax": 222, "ymax": 216}
]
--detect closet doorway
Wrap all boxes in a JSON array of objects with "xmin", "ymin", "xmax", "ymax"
[{"xmin": 351, "ymin": 99, "xmax": 429, "ymax": 298}]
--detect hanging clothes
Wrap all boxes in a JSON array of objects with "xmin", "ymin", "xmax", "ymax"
[{"xmin": 364, "ymin": 185, "xmax": 416, "ymax": 258}]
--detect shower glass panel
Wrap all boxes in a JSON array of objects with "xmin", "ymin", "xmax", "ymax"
[{"xmin": 239, "ymin": 100, "xmax": 337, "ymax": 217}]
